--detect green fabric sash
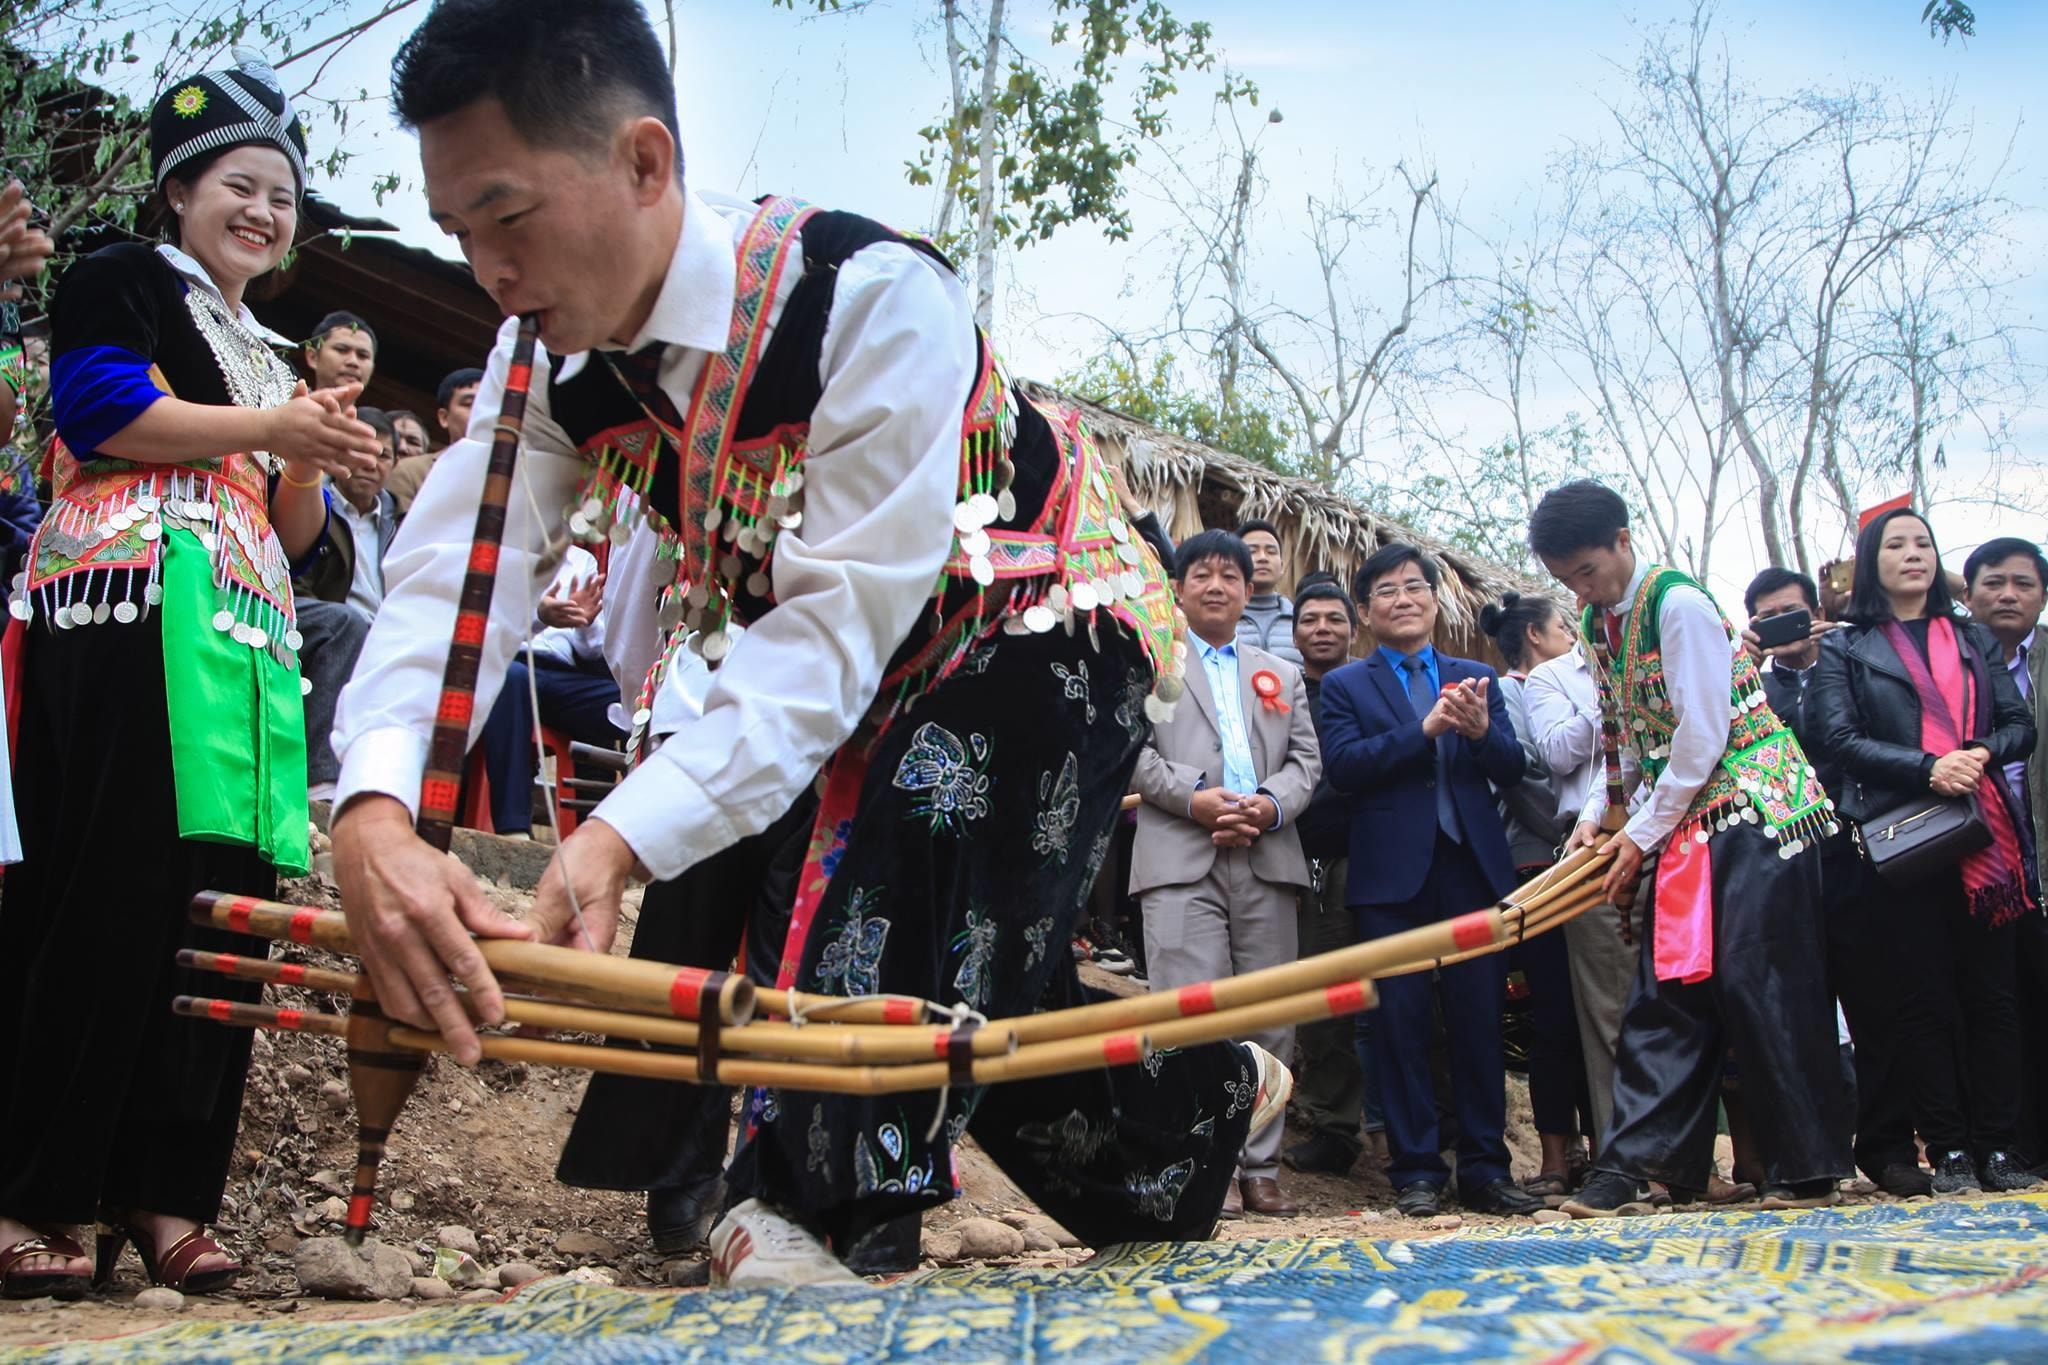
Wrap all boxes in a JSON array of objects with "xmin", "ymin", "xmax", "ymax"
[{"xmin": 160, "ymin": 529, "xmax": 311, "ymax": 875}]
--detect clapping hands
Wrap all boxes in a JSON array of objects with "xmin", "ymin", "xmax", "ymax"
[
  {"xmin": 538, "ymin": 571, "xmax": 605, "ymax": 630},
  {"xmin": 0, "ymin": 181, "xmax": 55, "ymax": 298},
  {"xmin": 1422, "ymin": 677, "xmax": 1490, "ymax": 741}
]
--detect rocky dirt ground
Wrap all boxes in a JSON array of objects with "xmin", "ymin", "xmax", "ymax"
[{"xmin": 0, "ymin": 860, "xmax": 1892, "ymax": 1351}]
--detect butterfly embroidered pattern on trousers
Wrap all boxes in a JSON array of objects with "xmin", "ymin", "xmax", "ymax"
[{"xmin": 892, "ymin": 722, "xmax": 993, "ymax": 835}]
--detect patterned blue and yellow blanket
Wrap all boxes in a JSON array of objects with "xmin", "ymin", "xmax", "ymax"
[{"xmin": 8, "ymin": 1195, "xmax": 2047, "ymax": 1362}]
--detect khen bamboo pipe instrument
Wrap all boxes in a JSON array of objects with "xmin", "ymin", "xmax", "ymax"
[
  {"xmin": 174, "ymin": 958, "xmax": 1383, "ymax": 1096},
  {"xmin": 177, "ymin": 949, "xmax": 1001, "ymax": 1066},
  {"xmin": 191, "ymin": 894, "xmax": 755, "ymax": 1029}
]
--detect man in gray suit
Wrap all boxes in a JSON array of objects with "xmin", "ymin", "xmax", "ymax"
[{"xmin": 1133, "ymin": 529, "xmax": 1322, "ymax": 1218}]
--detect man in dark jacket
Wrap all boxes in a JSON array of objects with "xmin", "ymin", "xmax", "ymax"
[
  {"xmin": 1318, "ymin": 543, "xmax": 1541, "ymax": 1219},
  {"xmin": 1284, "ymin": 578, "xmax": 1385, "ymax": 1175},
  {"xmin": 1744, "ymin": 567, "xmax": 1922, "ymax": 1198},
  {"xmin": 1235, "ymin": 518, "xmax": 1303, "ymax": 666},
  {"xmin": 294, "ymin": 409, "xmax": 398, "ymax": 799}
]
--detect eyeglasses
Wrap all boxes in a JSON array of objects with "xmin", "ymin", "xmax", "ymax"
[{"xmin": 1368, "ymin": 579, "xmax": 1435, "ymax": 603}]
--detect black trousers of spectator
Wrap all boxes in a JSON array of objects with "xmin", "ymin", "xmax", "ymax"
[
  {"xmin": 1511, "ymin": 920, "xmax": 1589, "ymax": 1141},
  {"xmin": 1821, "ymin": 842, "xmax": 1916, "ymax": 1176},
  {"xmin": 1883, "ymin": 865, "xmax": 2026, "ymax": 1159},
  {"xmin": 1599, "ymin": 820, "xmax": 1851, "ymax": 1192},
  {"xmin": 2016, "ymin": 910, "xmax": 2048, "ymax": 1165},
  {"xmin": 1355, "ymin": 835, "xmax": 1511, "ymax": 1194},
  {"xmin": 479, "ymin": 650, "xmax": 624, "ymax": 834}
]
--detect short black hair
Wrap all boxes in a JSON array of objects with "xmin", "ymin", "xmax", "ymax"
[
  {"xmin": 393, "ymin": 0, "xmax": 684, "ymax": 175},
  {"xmin": 437, "ymin": 367, "xmax": 485, "ymax": 410},
  {"xmin": 1963, "ymin": 536, "xmax": 2048, "ymax": 588},
  {"xmin": 1478, "ymin": 591, "xmax": 1560, "ymax": 670},
  {"xmin": 1528, "ymin": 480, "xmax": 1629, "ymax": 560},
  {"xmin": 1354, "ymin": 542, "xmax": 1439, "ymax": 602},
  {"xmin": 1235, "ymin": 517, "xmax": 1282, "ymax": 545},
  {"xmin": 1175, "ymin": 528, "xmax": 1253, "ymax": 584},
  {"xmin": 1844, "ymin": 507, "xmax": 1958, "ymax": 624},
  {"xmin": 310, "ymin": 311, "xmax": 376, "ymax": 351},
  {"xmin": 357, "ymin": 407, "xmax": 396, "ymax": 443},
  {"xmin": 1743, "ymin": 566, "xmax": 1819, "ymax": 618},
  {"xmin": 1294, "ymin": 579, "xmax": 1357, "ymax": 625}
]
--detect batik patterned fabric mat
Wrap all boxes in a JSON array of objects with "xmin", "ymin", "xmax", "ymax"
[{"xmin": 9, "ymin": 1194, "xmax": 2048, "ymax": 1363}]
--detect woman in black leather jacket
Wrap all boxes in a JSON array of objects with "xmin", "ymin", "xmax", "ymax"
[{"xmin": 1809, "ymin": 507, "xmax": 2040, "ymax": 1197}]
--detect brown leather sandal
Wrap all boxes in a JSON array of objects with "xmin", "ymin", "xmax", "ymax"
[
  {"xmin": 94, "ymin": 1219, "xmax": 242, "ymax": 1295},
  {"xmin": 1, "ymin": 1230, "xmax": 92, "ymax": 1300}
]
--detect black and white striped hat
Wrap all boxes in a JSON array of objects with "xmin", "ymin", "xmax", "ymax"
[{"xmin": 150, "ymin": 48, "xmax": 309, "ymax": 197}]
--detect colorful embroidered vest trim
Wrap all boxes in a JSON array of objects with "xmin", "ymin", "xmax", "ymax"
[
  {"xmin": 13, "ymin": 283, "xmax": 303, "ymax": 667},
  {"xmin": 1584, "ymin": 565, "xmax": 1838, "ymax": 855},
  {"xmin": 563, "ymin": 196, "xmax": 1186, "ymax": 755}
]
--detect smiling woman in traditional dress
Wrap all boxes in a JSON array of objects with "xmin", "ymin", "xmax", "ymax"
[{"xmin": 0, "ymin": 53, "xmax": 379, "ymax": 1300}]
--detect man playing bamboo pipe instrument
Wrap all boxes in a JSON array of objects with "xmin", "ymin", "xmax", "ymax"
[
  {"xmin": 330, "ymin": 0, "xmax": 1286, "ymax": 1288},
  {"xmin": 1528, "ymin": 481, "xmax": 1852, "ymax": 1218}
]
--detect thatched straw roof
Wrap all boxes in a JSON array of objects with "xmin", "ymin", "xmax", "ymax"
[{"xmin": 1021, "ymin": 381, "xmax": 1546, "ymax": 658}]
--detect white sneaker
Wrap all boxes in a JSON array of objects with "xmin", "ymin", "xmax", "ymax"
[
  {"xmin": 1244, "ymin": 1042, "xmax": 1294, "ymax": 1138},
  {"xmin": 707, "ymin": 1198, "xmax": 861, "ymax": 1288}
]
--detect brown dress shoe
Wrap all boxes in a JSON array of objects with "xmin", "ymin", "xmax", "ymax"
[
  {"xmin": 1218, "ymin": 1182, "xmax": 1244, "ymax": 1220},
  {"xmin": 1239, "ymin": 1176, "xmax": 1299, "ymax": 1217}
]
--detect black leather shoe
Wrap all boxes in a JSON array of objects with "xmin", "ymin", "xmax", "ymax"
[
  {"xmin": 1930, "ymin": 1150, "xmax": 1982, "ymax": 1196},
  {"xmin": 1876, "ymin": 1162, "xmax": 1933, "ymax": 1198},
  {"xmin": 1560, "ymin": 1172, "xmax": 1659, "ymax": 1219},
  {"xmin": 1980, "ymin": 1152, "xmax": 2044, "ymax": 1193},
  {"xmin": 648, "ymin": 1174, "xmax": 724, "ymax": 1254},
  {"xmin": 1462, "ymin": 1177, "xmax": 1544, "ymax": 1216},
  {"xmin": 1394, "ymin": 1182, "xmax": 1442, "ymax": 1218},
  {"xmin": 1283, "ymin": 1132, "xmax": 1361, "ymax": 1175}
]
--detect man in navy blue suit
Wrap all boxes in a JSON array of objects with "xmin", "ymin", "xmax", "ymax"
[{"xmin": 1319, "ymin": 543, "xmax": 1544, "ymax": 1218}]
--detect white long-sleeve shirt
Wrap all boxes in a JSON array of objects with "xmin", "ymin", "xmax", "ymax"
[
  {"xmin": 1523, "ymin": 642, "xmax": 1602, "ymax": 823},
  {"xmin": 333, "ymin": 186, "xmax": 978, "ymax": 881},
  {"xmin": 1580, "ymin": 558, "xmax": 1735, "ymax": 853}
]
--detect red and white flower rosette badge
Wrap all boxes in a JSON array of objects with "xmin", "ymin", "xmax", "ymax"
[{"xmin": 1250, "ymin": 668, "xmax": 1290, "ymax": 713}]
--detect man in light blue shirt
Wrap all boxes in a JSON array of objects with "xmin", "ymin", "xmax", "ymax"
[{"xmin": 1132, "ymin": 529, "xmax": 1323, "ymax": 1217}]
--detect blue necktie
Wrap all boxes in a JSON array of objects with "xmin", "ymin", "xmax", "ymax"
[{"xmin": 1402, "ymin": 654, "xmax": 1462, "ymax": 844}]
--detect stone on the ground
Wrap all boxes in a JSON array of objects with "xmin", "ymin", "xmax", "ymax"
[
  {"xmin": 281, "ymin": 1063, "xmax": 314, "ymax": 1087},
  {"xmin": 953, "ymin": 1218, "xmax": 1026, "ymax": 1259},
  {"xmin": 319, "ymin": 1080, "xmax": 350, "ymax": 1112},
  {"xmin": 920, "ymin": 1230, "xmax": 963, "ymax": 1262},
  {"xmin": 565, "ymin": 1266, "xmax": 617, "ymax": 1286},
  {"xmin": 1020, "ymin": 1227, "xmax": 1059, "ymax": 1253},
  {"xmin": 436, "ymin": 1225, "xmax": 481, "ymax": 1257},
  {"xmin": 460, "ymin": 1288, "xmax": 502, "ymax": 1303},
  {"xmin": 554, "ymin": 1229, "xmax": 618, "ymax": 1259},
  {"xmin": 434, "ymin": 1248, "xmax": 485, "ymax": 1288},
  {"xmin": 996, "ymin": 1211, "xmax": 1032, "ymax": 1229},
  {"xmin": 293, "ymin": 1237, "xmax": 414, "ymax": 1301},
  {"xmin": 316, "ymin": 1196, "xmax": 349, "ymax": 1223},
  {"xmin": 1532, "ymin": 1208, "xmax": 1571, "ymax": 1224},
  {"xmin": 1428, "ymin": 1214, "xmax": 1463, "ymax": 1230},
  {"xmin": 666, "ymin": 1260, "xmax": 711, "ymax": 1288},
  {"xmin": 308, "ymin": 1170, "xmax": 348, "ymax": 1195},
  {"xmin": 389, "ymin": 1190, "xmax": 417, "ymax": 1212},
  {"xmin": 411, "ymin": 1276, "xmax": 454, "ymax": 1301},
  {"xmin": 1022, "ymin": 1216, "xmax": 1080, "ymax": 1249},
  {"xmin": 495, "ymin": 1261, "xmax": 545, "ymax": 1288},
  {"xmin": 133, "ymin": 1287, "xmax": 185, "ymax": 1313},
  {"xmin": 263, "ymin": 1231, "xmax": 299, "ymax": 1254}
]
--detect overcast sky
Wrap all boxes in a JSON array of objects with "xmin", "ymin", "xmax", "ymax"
[{"xmin": 298, "ymin": 0, "xmax": 2044, "ymax": 603}]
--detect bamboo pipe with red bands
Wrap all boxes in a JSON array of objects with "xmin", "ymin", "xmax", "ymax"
[
  {"xmin": 178, "ymin": 948, "xmax": 363, "ymax": 997},
  {"xmin": 997, "ymin": 908, "xmax": 1501, "ymax": 1046},
  {"xmin": 178, "ymin": 949, "xmax": 1018, "ymax": 1065},
  {"xmin": 191, "ymin": 895, "xmax": 755, "ymax": 1027}
]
